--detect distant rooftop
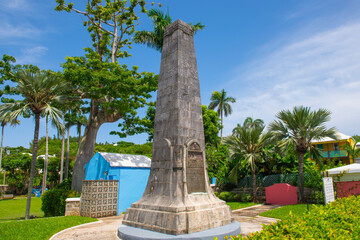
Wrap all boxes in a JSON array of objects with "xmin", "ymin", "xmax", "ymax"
[
  {"xmin": 98, "ymin": 152, "xmax": 151, "ymax": 168},
  {"xmin": 311, "ymin": 131, "xmax": 351, "ymax": 143}
]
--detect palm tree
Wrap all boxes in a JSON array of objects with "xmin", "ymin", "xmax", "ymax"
[
  {"xmin": 269, "ymin": 106, "xmax": 337, "ymax": 203},
  {"xmin": 344, "ymin": 137, "xmax": 360, "ymax": 163},
  {"xmin": 0, "ymin": 111, "xmax": 20, "ymax": 184},
  {"xmin": 224, "ymin": 120, "xmax": 273, "ymax": 202},
  {"xmin": 243, "ymin": 117, "xmax": 264, "ymax": 129},
  {"xmin": 133, "ymin": 8, "xmax": 205, "ymax": 52},
  {"xmin": 41, "ymin": 106, "xmax": 63, "ymax": 194},
  {"xmin": 0, "ymin": 69, "xmax": 67, "ymax": 220},
  {"xmin": 63, "ymin": 107, "xmax": 87, "ymax": 180},
  {"xmin": 209, "ymin": 89, "xmax": 236, "ymax": 139}
]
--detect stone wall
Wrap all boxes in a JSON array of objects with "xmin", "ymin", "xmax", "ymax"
[
  {"xmin": 80, "ymin": 180, "xmax": 119, "ymax": 218},
  {"xmin": 65, "ymin": 198, "xmax": 80, "ymax": 216}
]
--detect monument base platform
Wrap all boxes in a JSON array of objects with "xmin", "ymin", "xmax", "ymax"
[{"xmin": 117, "ymin": 221, "xmax": 240, "ymax": 240}]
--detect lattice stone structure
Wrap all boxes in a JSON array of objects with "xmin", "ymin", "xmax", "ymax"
[
  {"xmin": 80, "ymin": 180, "xmax": 118, "ymax": 218},
  {"xmin": 121, "ymin": 20, "xmax": 234, "ymax": 235}
]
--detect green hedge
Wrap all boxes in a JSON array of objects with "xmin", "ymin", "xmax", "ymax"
[
  {"xmin": 217, "ymin": 191, "xmax": 252, "ymax": 202},
  {"xmin": 41, "ymin": 179, "xmax": 80, "ymax": 217},
  {"xmin": 232, "ymin": 195, "xmax": 360, "ymax": 239}
]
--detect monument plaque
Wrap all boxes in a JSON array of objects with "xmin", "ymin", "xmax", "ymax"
[
  {"xmin": 187, "ymin": 142, "xmax": 205, "ymax": 193},
  {"xmin": 118, "ymin": 20, "xmax": 239, "ymax": 239}
]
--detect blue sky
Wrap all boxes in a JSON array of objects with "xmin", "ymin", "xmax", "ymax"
[{"xmin": 1, "ymin": 0, "xmax": 360, "ymax": 148}]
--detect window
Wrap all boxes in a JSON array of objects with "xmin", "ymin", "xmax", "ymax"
[
  {"xmin": 317, "ymin": 144, "xmax": 323, "ymax": 150},
  {"xmin": 334, "ymin": 143, "xmax": 339, "ymax": 151}
]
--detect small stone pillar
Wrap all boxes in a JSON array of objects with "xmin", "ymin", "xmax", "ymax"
[
  {"xmin": 80, "ymin": 180, "xmax": 119, "ymax": 218},
  {"xmin": 65, "ymin": 197, "xmax": 81, "ymax": 216}
]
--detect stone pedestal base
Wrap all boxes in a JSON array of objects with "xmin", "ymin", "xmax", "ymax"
[
  {"xmin": 122, "ymin": 194, "xmax": 233, "ymax": 235},
  {"xmin": 118, "ymin": 221, "xmax": 240, "ymax": 240}
]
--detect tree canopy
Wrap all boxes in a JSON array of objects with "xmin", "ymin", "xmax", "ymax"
[{"xmin": 269, "ymin": 106, "xmax": 337, "ymax": 202}]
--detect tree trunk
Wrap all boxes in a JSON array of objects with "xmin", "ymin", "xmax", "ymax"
[
  {"xmin": 0, "ymin": 125, "xmax": 4, "ymax": 184},
  {"xmin": 72, "ymin": 118, "xmax": 100, "ymax": 192},
  {"xmin": 298, "ymin": 152, "xmax": 305, "ymax": 203},
  {"xmin": 77, "ymin": 123, "xmax": 81, "ymax": 148},
  {"xmin": 252, "ymin": 167, "xmax": 257, "ymax": 203},
  {"xmin": 0, "ymin": 124, "xmax": 4, "ymax": 170},
  {"xmin": 60, "ymin": 118, "xmax": 65, "ymax": 183},
  {"xmin": 42, "ymin": 115, "xmax": 49, "ymax": 194},
  {"xmin": 72, "ymin": 100, "xmax": 122, "ymax": 192},
  {"xmin": 25, "ymin": 113, "xmax": 40, "ymax": 220},
  {"xmin": 220, "ymin": 110, "xmax": 223, "ymax": 140},
  {"xmin": 65, "ymin": 127, "xmax": 70, "ymax": 179}
]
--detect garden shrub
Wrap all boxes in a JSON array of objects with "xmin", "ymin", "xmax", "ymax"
[
  {"xmin": 218, "ymin": 192, "xmax": 252, "ymax": 202},
  {"xmin": 41, "ymin": 179, "xmax": 80, "ymax": 217},
  {"xmin": 230, "ymin": 195, "xmax": 360, "ymax": 239},
  {"xmin": 240, "ymin": 193, "xmax": 252, "ymax": 202},
  {"xmin": 218, "ymin": 191, "xmax": 241, "ymax": 202}
]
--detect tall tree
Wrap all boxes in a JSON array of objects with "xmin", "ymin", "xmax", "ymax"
[
  {"xmin": 0, "ymin": 69, "xmax": 67, "ymax": 220},
  {"xmin": 133, "ymin": 8, "xmax": 205, "ymax": 52},
  {"xmin": 41, "ymin": 106, "xmax": 63, "ymax": 194},
  {"xmin": 224, "ymin": 119, "xmax": 273, "ymax": 202},
  {"xmin": 269, "ymin": 106, "xmax": 337, "ymax": 203},
  {"xmin": 0, "ymin": 110, "xmax": 20, "ymax": 183},
  {"xmin": 208, "ymin": 89, "xmax": 236, "ymax": 139},
  {"xmin": 55, "ymin": 0, "xmax": 158, "ymax": 191}
]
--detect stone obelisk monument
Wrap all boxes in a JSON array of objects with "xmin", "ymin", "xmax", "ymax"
[{"xmin": 119, "ymin": 20, "xmax": 239, "ymax": 238}]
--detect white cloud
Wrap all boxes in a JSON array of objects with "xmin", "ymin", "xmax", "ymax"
[
  {"xmin": 16, "ymin": 46, "xmax": 48, "ymax": 65},
  {"xmin": 0, "ymin": 21, "xmax": 42, "ymax": 40},
  {"xmin": 225, "ymin": 21, "xmax": 360, "ymax": 137},
  {"xmin": 0, "ymin": 0, "xmax": 31, "ymax": 11}
]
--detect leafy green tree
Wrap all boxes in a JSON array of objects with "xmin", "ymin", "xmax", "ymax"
[
  {"xmin": 55, "ymin": 0, "xmax": 158, "ymax": 191},
  {"xmin": 202, "ymin": 105, "xmax": 221, "ymax": 145},
  {"xmin": 143, "ymin": 103, "xmax": 156, "ymax": 142},
  {"xmin": 0, "ymin": 109, "xmax": 20, "ymax": 178},
  {"xmin": 206, "ymin": 144, "xmax": 229, "ymax": 184},
  {"xmin": 269, "ymin": 106, "xmax": 337, "ymax": 203},
  {"xmin": 0, "ymin": 54, "xmax": 17, "ymax": 89},
  {"xmin": 2, "ymin": 153, "xmax": 33, "ymax": 194},
  {"xmin": 0, "ymin": 69, "xmax": 67, "ymax": 219},
  {"xmin": 133, "ymin": 8, "xmax": 205, "ymax": 52},
  {"xmin": 224, "ymin": 119, "xmax": 273, "ymax": 201},
  {"xmin": 209, "ymin": 89, "xmax": 236, "ymax": 139}
]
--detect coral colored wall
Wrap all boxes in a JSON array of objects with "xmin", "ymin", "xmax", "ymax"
[
  {"xmin": 265, "ymin": 183, "xmax": 298, "ymax": 205},
  {"xmin": 336, "ymin": 181, "xmax": 360, "ymax": 198}
]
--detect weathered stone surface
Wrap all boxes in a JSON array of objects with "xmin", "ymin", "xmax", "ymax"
[
  {"xmin": 121, "ymin": 20, "xmax": 234, "ymax": 235},
  {"xmin": 65, "ymin": 198, "xmax": 81, "ymax": 216}
]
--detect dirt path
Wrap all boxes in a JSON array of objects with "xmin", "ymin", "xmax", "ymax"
[{"xmin": 51, "ymin": 205, "xmax": 281, "ymax": 239}]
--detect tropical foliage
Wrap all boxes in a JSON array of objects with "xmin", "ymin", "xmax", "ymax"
[
  {"xmin": 133, "ymin": 8, "xmax": 205, "ymax": 52},
  {"xmin": 209, "ymin": 89, "xmax": 236, "ymax": 139},
  {"xmin": 233, "ymin": 196, "xmax": 360, "ymax": 239},
  {"xmin": 344, "ymin": 136, "xmax": 360, "ymax": 162},
  {"xmin": 269, "ymin": 106, "xmax": 337, "ymax": 203},
  {"xmin": 0, "ymin": 69, "xmax": 67, "ymax": 219},
  {"xmin": 224, "ymin": 117, "xmax": 273, "ymax": 201},
  {"xmin": 55, "ymin": 0, "xmax": 159, "ymax": 191}
]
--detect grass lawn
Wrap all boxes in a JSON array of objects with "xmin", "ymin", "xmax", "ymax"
[
  {"xmin": 0, "ymin": 216, "xmax": 97, "ymax": 240},
  {"xmin": 226, "ymin": 202, "xmax": 257, "ymax": 210},
  {"xmin": 259, "ymin": 204, "xmax": 320, "ymax": 220},
  {"xmin": 0, "ymin": 197, "xmax": 43, "ymax": 222}
]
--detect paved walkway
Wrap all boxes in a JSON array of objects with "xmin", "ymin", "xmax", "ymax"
[
  {"xmin": 232, "ymin": 204, "xmax": 280, "ymax": 236},
  {"xmin": 51, "ymin": 205, "xmax": 280, "ymax": 240}
]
